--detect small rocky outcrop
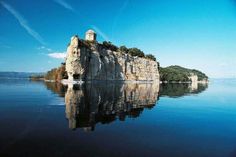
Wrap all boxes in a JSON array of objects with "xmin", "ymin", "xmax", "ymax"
[{"xmin": 65, "ymin": 30, "xmax": 159, "ymax": 82}]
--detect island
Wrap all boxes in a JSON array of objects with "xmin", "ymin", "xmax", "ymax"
[
  {"xmin": 41, "ymin": 29, "xmax": 208, "ymax": 84},
  {"xmin": 160, "ymin": 65, "xmax": 208, "ymax": 83},
  {"xmin": 45, "ymin": 30, "xmax": 159, "ymax": 83}
]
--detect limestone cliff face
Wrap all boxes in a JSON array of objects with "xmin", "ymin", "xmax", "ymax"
[{"xmin": 65, "ymin": 35, "xmax": 159, "ymax": 82}]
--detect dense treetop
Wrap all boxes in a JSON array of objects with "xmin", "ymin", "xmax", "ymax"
[
  {"xmin": 118, "ymin": 45, "xmax": 156, "ymax": 61},
  {"xmin": 160, "ymin": 65, "xmax": 208, "ymax": 82}
]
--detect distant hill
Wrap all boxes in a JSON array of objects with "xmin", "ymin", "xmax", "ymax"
[
  {"xmin": 160, "ymin": 65, "xmax": 208, "ymax": 82},
  {"xmin": 0, "ymin": 72, "xmax": 45, "ymax": 79}
]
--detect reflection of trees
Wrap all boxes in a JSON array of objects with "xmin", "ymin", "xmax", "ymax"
[
  {"xmin": 44, "ymin": 81, "xmax": 208, "ymax": 131},
  {"xmin": 160, "ymin": 83, "xmax": 208, "ymax": 98},
  {"xmin": 44, "ymin": 82, "xmax": 67, "ymax": 97},
  {"xmin": 64, "ymin": 83, "xmax": 160, "ymax": 131},
  {"xmin": 191, "ymin": 83, "xmax": 208, "ymax": 94}
]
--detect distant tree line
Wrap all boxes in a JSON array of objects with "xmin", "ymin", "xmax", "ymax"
[
  {"xmin": 102, "ymin": 41, "xmax": 119, "ymax": 51},
  {"xmin": 29, "ymin": 75, "xmax": 44, "ymax": 80},
  {"xmin": 119, "ymin": 45, "xmax": 156, "ymax": 61},
  {"xmin": 99, "ymin": 42, "xmax": 157, "ymax": 61},
  {"xmin": 44, "ymin": 63, "xmax": 68, "ymax": 81},
  {"xmin": 160, "ymin": 65, "xmax": 208, "ymax": 82},
  {"xmin": 160, "ymin": 83, "xmax": 208, "ymax": 97}
]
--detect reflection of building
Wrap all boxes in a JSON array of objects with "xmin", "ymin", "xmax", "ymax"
[{"xmin": 65, "ymin": 83, "xmax": 160, "ymax": 131}]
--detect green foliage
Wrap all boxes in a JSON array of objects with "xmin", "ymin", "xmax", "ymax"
[
  {"xmin": 127, "ymin": 48, "xmax": 145, "ymax": 57},
  {"xmin": 145, "ymin": 54, "xmax": 156, "ymax": 61},
  {"xmin": 191, "ymin": 69, "xmax": 208, "ymax": 81},
  {"xmin": 160, "ymin": 67, "xmax": 190, "ymax": 82},
  {"xmin": 160, "ymin": 83, "xmax": 208, "ymax": 97},
  {"xmin": 119, "ymin": 46, "xmax": 146, "ymax": 58},
  {"xmin": 160, "ymin": 65, "xmax": 208, "ymax": 82},
  {"xmin": 160, "ymin": 83, "xmax": 193, "ymax": 97},
  {"xmin": 102, "ymin": 41, "xmax": 118, "ymax": 51},
  {"xmin": 104, "ymin": 42, "xmax": 157, "ymax": 60},
  {"xmin": 119, "ymin": 45, "xmax": 128, "ymax": 53}
]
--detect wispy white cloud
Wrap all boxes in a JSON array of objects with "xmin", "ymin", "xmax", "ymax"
[
  {"xmin": 112, "ymin": 0, "xmax": 129, "ymax": 39},
  {"xmin": 0, "ymin": 1, "xmax": 46, "ymax": 45},
  {"xmin": 91, "ymin": 25, "xmax": 110, "ymax": 41},
  {"xmin": 37, "ymin": 46, "xmax": 46, "ymax": 50},
  {"xmin": 53, "ymin": 0, "xmax": 75, "ymax": 12},
  {"xmin": 52, "ymin": 0, "xmax": 109, "ymax": 42},
  {"xmin": 37, "ymin": 46, "xmax": 65, "ymax": 59},
  {"xmin": 37, "ymin": 46, "xmax": 52, "ymax": 52},
  {"xmin": 48, "ymin": 52, "xmax": 66, "ymax": 59}
]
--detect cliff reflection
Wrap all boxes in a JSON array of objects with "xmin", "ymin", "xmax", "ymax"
[
  {"xmin": 65, "ymin": 83, "xmax": 160, "ymax": 131},
  {"xmin": 160, "ymin": 82, "xmax": 208, "ymax": 97},
  {"xmin": 44, "ymin": 82, "xmax": 208, "ymax": 131}
]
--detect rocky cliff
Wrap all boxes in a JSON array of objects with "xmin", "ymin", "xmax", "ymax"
[{"xmin": 65, "ymin": 33, "xmax": 159, "ymax": 82}]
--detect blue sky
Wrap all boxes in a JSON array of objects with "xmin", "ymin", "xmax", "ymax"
[{"xmin": 0, "ymin": 0, "xmax": 236, "ymax": 78}]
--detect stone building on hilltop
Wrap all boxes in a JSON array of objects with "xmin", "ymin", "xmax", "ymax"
[
  {"xmin": 65, "ymin": 29, "xmax": 159, "ymax": 82},
  {"xmin": 85, "ymin": 29, "xmax": 96, "ymax": 41}
]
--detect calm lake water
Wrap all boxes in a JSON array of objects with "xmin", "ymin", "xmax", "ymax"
[{"xmin": 0, "ymin": 79, "xmax": 236, "ymax": 157}]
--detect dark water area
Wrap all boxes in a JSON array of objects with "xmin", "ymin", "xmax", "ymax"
[{"xmin": 0, "ymin": 79, "xmax": 236, "ymax": 157}]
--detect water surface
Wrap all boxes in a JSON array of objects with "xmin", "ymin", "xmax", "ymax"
[{"xmin": 0, "ymin": 79, "xmax": 236, "ymax": 157}]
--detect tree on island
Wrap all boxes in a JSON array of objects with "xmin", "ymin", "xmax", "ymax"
[
  {"xmin": 160, "ymin": 65, "xmax": 208, "ymax": 82},
  {"xmin": 102, "ymin": 41, "xmax": 118, "ymax": 51},
  {"xmin": 145, "ymin": 54, "xmax": 156, "ymax": 61}
]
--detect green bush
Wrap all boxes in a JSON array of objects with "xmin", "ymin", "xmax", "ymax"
[
  {"xmin": 127, "ymin": 48, "xmax": 145, "ymax": 57},
  {"xmin": 191, "ymin": 69, "xmax": 208, "ymax": 81},
  {"xmin": 145, "ymin": 54, "xmax": 156, "ymax": 61},
  {"xmin": 160, "ymin": 67, "xmax": 190, "ymax": 82},
  {"xmin": 119, "ymin": 45, "xmax": 128, "ymax": 53},
  {"xmin": 102, "ymin": 41, "xmax": 118, "ymax": 51},
  {"xmin": 160, "ymin": 65, "xmax": 208, "ymax": 82}
]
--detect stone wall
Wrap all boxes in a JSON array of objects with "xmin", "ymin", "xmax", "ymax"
[{"xmin": 65, "ymin": 35, "xmax": 159, "ymax": 82}]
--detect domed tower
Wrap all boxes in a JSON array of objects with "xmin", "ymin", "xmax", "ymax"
[{"xmin": 85, "ymin": 29, "xmax": 96, "ymax": 41}]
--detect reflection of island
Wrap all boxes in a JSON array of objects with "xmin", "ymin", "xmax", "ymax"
[
  {"xmin": 65, "ymin": 83, "xmax": 160, "ymax": 131},
  {"xmin": 44, "ymin": 81, "xmax": 208, "ymax": 131},
  {"xmin": 44, "ymin": 82, "xmax": 67, "ymax": 97},
  {"xmin": 160, "ymin": 82, "xmax": 208, "ymax": 98}
]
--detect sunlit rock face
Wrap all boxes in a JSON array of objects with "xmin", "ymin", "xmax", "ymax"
[
  {"xmin": 64, "ymin": 83, "xmax": 160, "ymax": 131},
  {"xmin": 65, "ymin": 32, "xmax": 159, "ymax": 82},
  {"xmin": 66, "ymin": 36, "xmax": 86, "ymax": 81},
  {"xmin": 188, "ymin": 73, "xmax": 198, "ymax": 83}
]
